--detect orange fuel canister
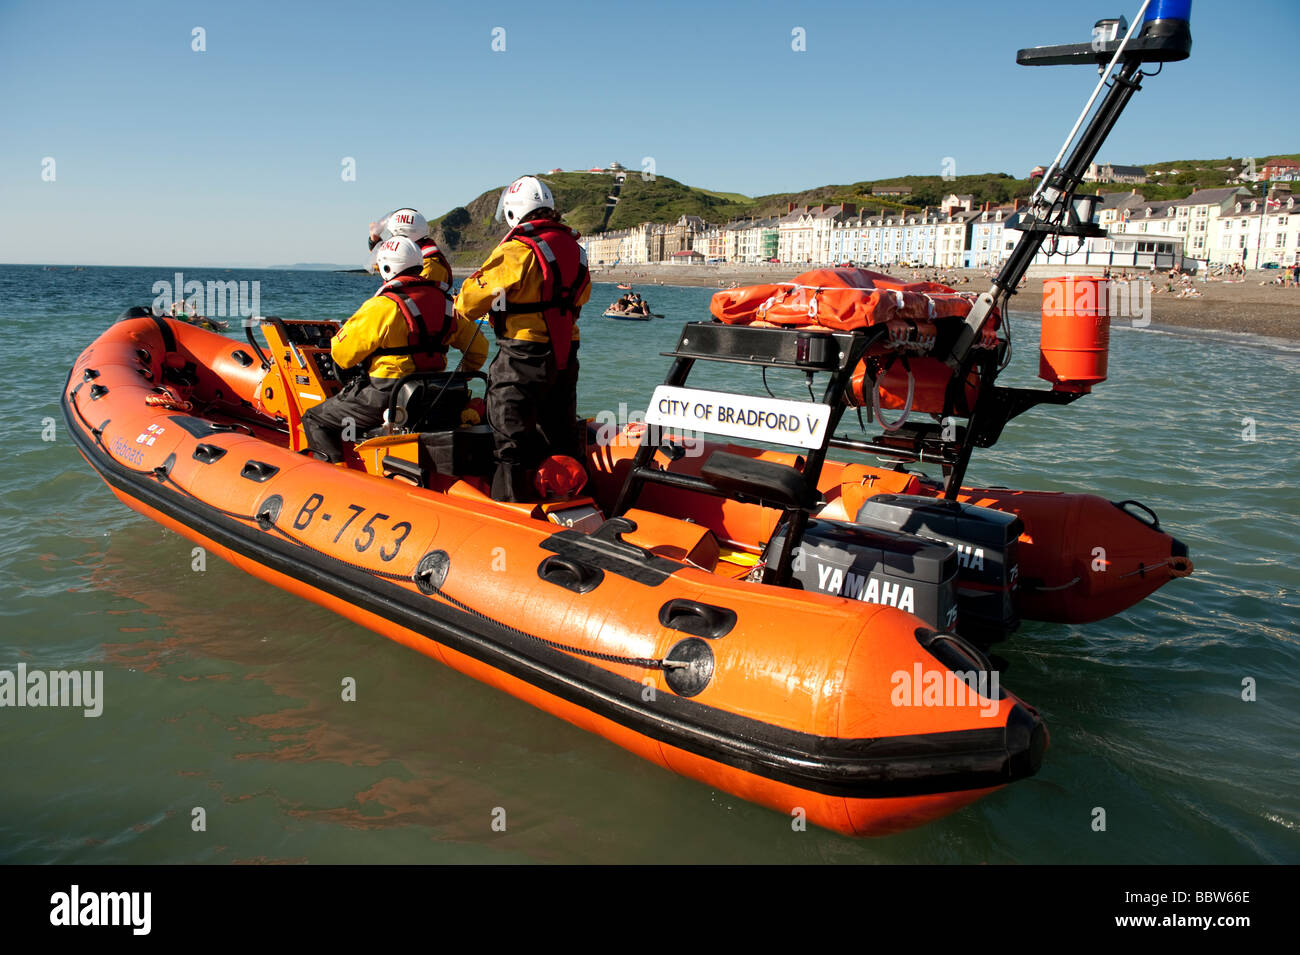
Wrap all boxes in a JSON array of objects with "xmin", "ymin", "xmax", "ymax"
[{"xmin": 1039, "ymin": 275, "xmax": 1111, "ymax": 393}]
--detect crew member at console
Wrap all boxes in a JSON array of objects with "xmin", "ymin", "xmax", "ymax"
[
  {"xmin": 303, "ymin": 237, "xmax": 486, "ymax": 462},
  {"xmin": 454, "ymin": 176, "xmax": 591, "ymax": 501}
]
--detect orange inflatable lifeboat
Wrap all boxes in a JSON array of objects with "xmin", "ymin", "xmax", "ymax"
[{"xmin": 62, "ymin": 312, "xmax": 1047, "ymax": 838}]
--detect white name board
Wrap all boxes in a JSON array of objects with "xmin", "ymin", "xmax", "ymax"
[{"xmin": 644, "ymin": 385, "xmax": 832, "ymax": 450}]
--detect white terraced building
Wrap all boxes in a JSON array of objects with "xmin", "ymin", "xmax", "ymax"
[
  {"xmin": 1097, "ymin": 187, "xmax": 1251, "ymax": 265},
  {"xmin": 777, "ymin": 206, "xmax": 816, "ymax": 265},
  {"xmin": 966, "ymin": 204, "xmax": 1022, "ymax": 269},
  {"xmin": 900, "ymin": 212, "xmax": 940, "ymax": 266},
  {"xmin": 811, "ymin": 204, "xmax": 858, "ymax": 264},
  {"xmin": 829, "ymin": 215, "xmax": 872, "ymax": 265},
  {"xmin": 1212, "ymin": 194, "xmax": 1300, "ymax": 268},
  {"xmin": 1008, "ymin": 187, "xmax": 1262, "ymax": 271},
  {"xmin": 829, "ymin": 211, "xmax": 943, "ymax": 267},
  {"xmin": 937, "ymin": 212, "xmax": 978, "ymax": 267}
]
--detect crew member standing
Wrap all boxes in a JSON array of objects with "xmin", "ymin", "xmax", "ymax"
[
  {"xmin": 455, "ymin": 176, "xmax": 591, "ymax": 501},
  {"xmin": 303, "ymin": 237, "xmax": 486, "ymax": 462},
  {"xmin": 369, "ymin": 207, "xmax": 453, "ymax": 285}
]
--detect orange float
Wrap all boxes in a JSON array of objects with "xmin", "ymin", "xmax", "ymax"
[{"xmin": 1040, "ymin": 275, "xmax": 1111, "ymax": 392}]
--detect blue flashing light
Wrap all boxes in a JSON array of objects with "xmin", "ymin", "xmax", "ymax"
[{"xmin": 1144, "ymin": 0, "xmax": 1191, "ymax": 23}]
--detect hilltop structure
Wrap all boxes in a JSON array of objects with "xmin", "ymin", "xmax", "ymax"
[
  {"xmin": 1083, "ymin": 162, "xmax": 1148, "ymax": 184},
  {"xmin": 1261, "ymin": 158, "xmax": 1299, "ymax": 182}
]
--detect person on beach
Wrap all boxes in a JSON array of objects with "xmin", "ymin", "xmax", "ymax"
[
  {"xmin": 455, "ymin": 176, "xmax": 591, "ymax": 502},
  {"xmin": 368, "ymin": 207, "xmax": 453, "ymax": 285},
  {"xmin": 302, "ymin": 237, "xmax": 487, "ymax": 463}
]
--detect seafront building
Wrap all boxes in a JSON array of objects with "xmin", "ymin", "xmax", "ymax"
[
  {"xmin": 1008, "ymin": 186, "xmax": 1299, "ymax": 271},
  {"xmin": 728, "ymin": 217, "xmax": 780, "ymax": 262},
  {"xmin": 776, "ymin": 205, "xmax": 816, "ymax": 264},
  {"xmin": 967, "ymin": 204, "xmax": 1022, "ymax": 269},
  {"xmin": 1213, "ymin": 192, "xmax": 1300, "ymax": 269},
  {"xmin": 578, "ymin": 183, "xmax": 1299, "ymax": 271},
  {"xmin": 937, "ymin": 212, "xmax": 977, "ymax": 266}
]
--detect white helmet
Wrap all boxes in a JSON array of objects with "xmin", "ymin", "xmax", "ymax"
[
  {"xmin": 383, "ymin": 208, "xmax": 428, "ymax": 239},
  {"xmin": 495, "ymin": 176, "xmax": 555, "ymax": 227},
  {"xmin": 371, "ymin": 237, "xmax": 423, "ymax": 280}
]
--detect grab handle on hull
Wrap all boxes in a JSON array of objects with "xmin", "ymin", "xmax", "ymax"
[
  {"xmin": 538, "ymin": 555, "xmax": 604, "ymax": 594},
  {"xmin": 658, "ymin": 599, "xmax": 737, "ymax": 639},
  {"xmin": 1114, "ymin": 498, "xmax": 1160, "ymax": 530},
  {"xmin": 240, "ymin": 460, "xmax": 280, "ymax": 483},
  {"xmin": 192, "ymin": 443, "xmax": 227, "ymax": 465}
]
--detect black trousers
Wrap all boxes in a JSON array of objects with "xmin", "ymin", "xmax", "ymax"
[
  {"xmin": 486, "ymin": 339, "xmax": 580, "ymax": 501},
  {"xmin": 301, "ymin": 376, "xmax": 397, "ymax": 462}
]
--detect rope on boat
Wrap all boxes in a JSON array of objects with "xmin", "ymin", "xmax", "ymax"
[
  {"xmin": 144, "ymin": 390, "xmax": 193, "ymax": 412},
  {"xmin": 1118, "ymin": 556, "xmax": 1194, "ymax": 580},
  {"xmin": 871, "ymin": 361, "xmax": 914, "ymax": 432}
]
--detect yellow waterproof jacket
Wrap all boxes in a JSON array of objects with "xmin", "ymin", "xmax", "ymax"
[
  {"xmin": 331, "ymin": 291, "xmax": 488, "ymax": 380},
  {"xmin": 419, "ymin": 238, "xmax": 453, "ymax": 285},
  {"xmin": 454, "ymin": 236, "xmax": 591, "ymax": 343}
]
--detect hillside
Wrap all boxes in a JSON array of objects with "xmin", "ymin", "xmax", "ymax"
[
  {"xmin": 430, "ymin": 171, "xmax": 1037, "ymax": 267},
  {"xmin": 1112, "ymin": 153, "xmax": 1300, "ymax": 200},
  {"xmin": 430, "ymin": 154, "xmax": 1295, "ymax": 266},
  {"xmin": 430, "ymin": 172, "xmax": 759, "ymax": 267}
]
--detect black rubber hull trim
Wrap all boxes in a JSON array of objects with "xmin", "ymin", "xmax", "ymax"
[
  {"xmin": 61, "ymin": 383, "xmax": 1042, "ymax": 800},
  {"xmin": 149, "ymin": 314, "xmax": 177, "ymax": 352}
]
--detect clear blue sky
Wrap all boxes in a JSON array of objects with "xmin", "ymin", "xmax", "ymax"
[{"xmin": 0, "ymin": 0, "xmax": 1293, "ymax": 267}]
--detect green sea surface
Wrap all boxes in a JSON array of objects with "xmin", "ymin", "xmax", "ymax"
[{"xmin": 1, "ymin": 264, "xmax": 1296, "ymax": 863}]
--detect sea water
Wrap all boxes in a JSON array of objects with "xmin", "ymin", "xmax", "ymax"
[{"xmin": 0, "ymin": 265, "xmax": 1296, "ymax": 863}]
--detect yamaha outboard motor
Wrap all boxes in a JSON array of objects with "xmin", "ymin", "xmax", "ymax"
[
  {"xmin": 767, "ymin": 519, "xmax": 959, "ymax": 633},
  {"xmin": 856, "ymin": 495, "xmax": 1022, "ymax": 643}
]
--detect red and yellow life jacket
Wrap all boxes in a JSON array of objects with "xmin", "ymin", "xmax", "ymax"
[
  {"xmin": 493, "ymin": 220, "xmax": 589, "ymax": 370},
  {"xmin": 370, "ymin": 275, "xmax": 456, "ymax": 374}
]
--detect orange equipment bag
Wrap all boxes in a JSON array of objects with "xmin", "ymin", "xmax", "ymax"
[
  {"xmin": 710, "ymin": 267, "xmax": 984, "ymax": 329},
  {"xmin": 848, "ymin": 356, "xmax": 982, "ymax": 417},
  {"xmin": 710, "ymin": 268, "xmax": 999, "ymax": 423}
]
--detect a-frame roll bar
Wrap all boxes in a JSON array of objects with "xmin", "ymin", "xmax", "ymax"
[{"xmin": 938, "ymin": 5, "xmax": 1192, "ymax": 496}]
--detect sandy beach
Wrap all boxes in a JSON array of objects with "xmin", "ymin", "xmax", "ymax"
[{"xmin": 592, "ymin": 264, "xmax": 1300, "ymax": 342}]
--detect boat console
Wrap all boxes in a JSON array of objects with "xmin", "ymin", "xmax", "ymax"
[{"xmin": 249, "ymin": 318, "xmax": 344, "ymax": 429}]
